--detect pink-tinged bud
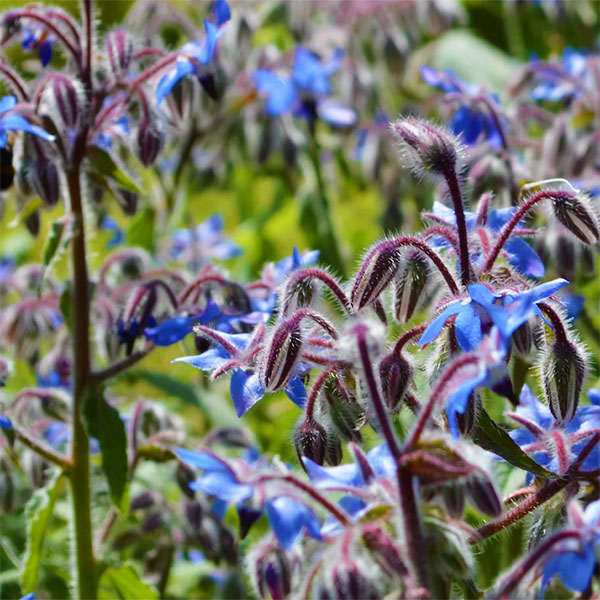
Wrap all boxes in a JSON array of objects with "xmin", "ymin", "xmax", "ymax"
[
  {"xmin": 136, "ymin": 122, "xmax": 164, "ymax": 167},
  {"xmin": 466, "ymin": 475, "xmax": 501, "ymax": 517},
  {"xmin": 105, "ymin": 28, "xmax": 133, "ymax": 80},
  {"xmin": 362, "ymin": 524, "xmax": 407, "ymax": 579},
  {"xmin": 31, "ymin": 156, "xmax": 60, "ymax": 206},
  {"xmin": 281, "ymin": 276, "xmax": 317, "ymax": 316},
  {"xmin": 379, "ymin": 352, "xmax": 413, "ymax": 412},
  {"xmin": 390, "ymin": 117, "xmax": 460, "ymax": 177},
  {"xmin": 329, "ymin": 559, "xmax": 380, "ymax": 600},
  {"xmin": 42, "ymin": 75, "xmax": 82, "ymax": 132},
  {"xmin": 551, "ymin": 191, "xmax": 599, "ymax": 245},
  {"xmin": 541, "ymin": 339, "xmax": 586, "ymax": 423},
  {"xmin": 393, "ymin": 251, "xmax": 431, "ymax": 323},
  {"xmin": 294, "ymin": 417, "xmax": 328, "ymax": 466},
  {"xmin": 351, "ymin": 241, "xmax": 401, "ymax": 311},
  {"xmin": 260, "ymin": 318, "xmax": 304, "ymax": 391},
  {"xmin": 455, "ymin": 391, "xmax": 481, "ymax": 436}
]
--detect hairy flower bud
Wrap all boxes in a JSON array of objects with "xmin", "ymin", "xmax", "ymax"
[
  {"xmin": 325, "ymin": 429, "xmax": 343, "ymax": 466},
  {"xmin": 393, "ymin": 251, "xmax": 431, "ymax": 323},
  {"xmin": 260, "ymin": 317, "xmax": 304, "ymax": 391},
  {"xmin": 541, "ymin": 339, "xmax": 586, "ymax": 422},
  {"xmin": 136, "ymin": 122, "xmax": 164, "ymax": 167},
  {"xmin": 512, "ymin": 321, "xmax": 533, "ymax": 357},
  {"xmin": 379, "ymin": 352, "xmax": 413, "ymax": 412},
  {"xmin": 42, "ymin": 74, "xmax": 83, "ymax": 133},
  {"xmin": 294, "ymin": 417, "xmax": 328, "ymax": 466},
  {"xmin": 326, "ymin": 558, "xmax": 379, "ymax": 600},
  {"xmin": 362, "ymin": 524, "xmax": 407, "ymax": 579},
  {"xmin": 281, "ymin": 274, "xmax": 317, "ymax": 316},
  {"xmin": 351, "ymin": 241, "xmax": 401, "ymax": 311},
  {"xmin": 455, "ymin": 391, "xmax": 481, "ymax": 436},
  {"xmin": 253, "ymin": 544, "xmax": 292, "ymax": 600},
  {"xmin": 130, "ymin": 491, "xmax": 155, "ymax": 510},
  {"xmin": 466, "ymin": 475, "xmax": 501, "ymax": 517},
  {"xmin": 31, "ymin": 155, "xmax": 60, "ymax": 206},
  {"xmin": 323, "ymin": 374, "xmax": 365, "ymax": 443},
  {"xmin": 390, "ymin": 117, "xmax": 460, "ymax": 177},
  {"xmin": 441, "ymin": 482, "xmax": 466, "ymax": 518},
  {"xmin": 105, "ymin": 28, "xmax": 133, "ymax": 80},
  {"xmin": 551, "ymin": 192, "xmax": 599, "ymax": 245}
]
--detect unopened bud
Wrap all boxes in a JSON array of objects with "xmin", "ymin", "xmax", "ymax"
[
  {"xmin": 105, "ymin": 28, "xmax": 133, "ymax": 80},
  {"xmin": 512, "ymin": 321, "xmax": 533, "ymax": 357},
  {"xmin": 31, "ymin": 156, "xmax": 60, "ymax": 206},
  {"xmin": 351, "ymin": 241, "xmax": 401, "ymax": 311},
  {"xmin": 466, "ymin": 475, "xmax": 501, "ymax": 517},
  {"xmin": 379, "ymin": 352, "xmax": 413, "ymax": 412},
  {"xmin": 136, "ymin": 122, "xmax": 164, "ymax": 167},
  {"xmin": 130, "ymin": 491, "xmax": 155, "ymax": 510},
  {"xmin": 542, "ymin": 339, "xmax": 586, "ymax": 422},
  {"xmin": 177, "ymin": 462, "xmax": 197, "ymax": 499},
  {"xmin": 329, "ymin": 558, "xmax": 379, "ymax": 600},
  {"xmin": 390, "ymin": 117, "xmax": 460, "ymax": 177},
  {"xmin": 117, "ymin": 188, "xmax": 138, "ymax": 216},
  {"xmin": 393, "ymin": 251, "xmax": 431, "ymax": 323},
  {"xmin": 294, "ymin": 417, "xmax": 328, "ymax": 466},
  {"xmin": 325, "ymin": 429, "xmax": 343, "ymax": 466},
  {"xmin": 42, "ymin": 74, "xmax": 82, "ymax": 132},
  {"xmin": 441, "ymin": 482, "xmax": 465, "ymax": 518},
  {"xmin": 260, "ymin": 318, "xmax": 304, "ymax": 391},
  {"xmin": 323, "ymin": 375, "xmax": 365, "ymax": 443},
  {"xmin": 141, "ymin": 512, "xmax": 163, "ymax": 532},
  {"xmin": 551, "ymin": 191, "xmax": 599, "ymax": 245},
  {"xmin": 25, "ymin": 210, "xmax": 40, "ymax": 237},
  {"xmin": 256, "ymin": 546, "xmax": 292, "ymax": 600},
  {"xmin": 362, "ymin": 524, "xmax": 407, "ymax": 579},
  {"xmin": 455, "ymin": 391, "xmax": 481, "ymax": 436},
  {"xmin": 282, "ymin": 274, "xmax": 317, "ymax": 316}
]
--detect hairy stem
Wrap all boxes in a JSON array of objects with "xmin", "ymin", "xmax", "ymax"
[{"xmin": 12, "ymin": 423, "xmax": 72, "ymax": 471}]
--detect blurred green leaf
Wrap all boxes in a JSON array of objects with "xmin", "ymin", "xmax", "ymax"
[
  {"xmin": 126, "ymin": 207, "xmax": 155, "ymax": 251},
  {"xmin": 87, "ymin": 146, "xmax": 142, "ymax": 194},
  {"xmin": 98, "ymin": 564, "xmax": 158, "ymax": 600}
]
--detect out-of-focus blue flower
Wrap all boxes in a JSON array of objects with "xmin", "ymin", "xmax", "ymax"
[
  {"xmin": 418, "ymin": 278, "xmax": 568, "ymax": 351},
  {"xmin": 0, "ymin": 412, "xmax": 13, "ymax": 430},
  {"xmin": 531, "ymin": 48, "xmax": 591, "ymax": 103},
  {"xmin": 0, "ymin": 96, "xmax": 55, "ymax": 148},
  {"xmin": 505, "ymin": 385, "xmax": 600, "ymax": 483},
  {"xmin": 262, "ymin": 247, "xmax": 320, "ymax": 289},
  {"xmin": 538, "ymin": 499, "xmax": 600, "ymax": 597},
  {"xmin": 252, "ymin": 47, "xmax": 356, "ymax": 127},
  {"xmin": 156, "ymin": 1, "xmax": 230, "ymax": 106},
  {"xmin": 421, "ymin": 66, "xmax": 503, "ymax": 147},
  {"xmin": 175, "ymin": 447, "xmax": 322, "ymax": 549},
  {"xmin": 94, "ymin": 115, "xmax": 129, "ymax": 150},
  {"xmin": 22, "ymin": 25, "xmax": 53, "ymax": 67},
  {"xmin": 101, "ymin": 216, "xmax": 124, "ymax": 248},
  {"xmin": 171, "ymin": 214, "xmax": 241, "ymax": 268},
  {"xmin": 560, "ymin": 294, "xmax": 585, "ymax": 321}
]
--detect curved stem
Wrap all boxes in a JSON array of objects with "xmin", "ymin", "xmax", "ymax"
[
  {"xmin": 286, "ymin": 269, "xmax": 351, "ymax": 314},
  {"xmin": 90, "ymin": 346, "xmax": 154, "ymax": 383},
  {"xmin": 392, "ymin": 324, "xmax": 428, "ymax": 357},
  {"xmin": 537, "ymin": 302, "xmax": 568, "ymax": 344},
  {"xmin": 0, "ymin": 63, "xmax": 30, "ymax": 101},
  {"xmin": 12, "ymin": 422, "xmax": 72, "ymax": 471}
]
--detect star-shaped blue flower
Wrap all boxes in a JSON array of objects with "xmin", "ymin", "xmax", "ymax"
[
  {"xmin": 0, "ymin": 96, "xmax": 55, "ymax": 148},
  {"xmin": 22, "ymin": 26, "xmax": 53, "ymax": 67},
  {"xmin": 252, "ymin": 47, "xmax": 356, "ymax": 127}
]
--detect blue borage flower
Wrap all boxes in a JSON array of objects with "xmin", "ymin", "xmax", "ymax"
[
  {"xmin": 428, "ymin": 200, "xmax": 545, "ymax": 278},
  {"xmin": 101, "ymin": 216, "xmax": 124, "ymax": 248},
  {"xmin": 504, "ymin": 386, "xmax": 600, "ymax": 484},
  {"xmin": 0, "ymin": 95, "xmax": 55, "ymax": 148},
  {"xmin": 538, "ymin": 499, "xmax": 600, "ymax": 597},
  {"xmin": 252, "ymin": 47, "xmax": 356, "ymax": 127},
  {"xmin": 21, "ymin": 24, "xmax": 53, "ymax": 67},
  {"xmin": 171, "ymin": 214, "xmax": 242, "ymax": 267},
  {"xmin": 156, "ymin": 1, "xmax": 230, "ymax": 106},
  {"xmin": 418, "ymin": 278, "xmax": 568, "ymax": 352},
  {"xmin": 175, "ymin": 447, "xmax": 322, "ymax": 549},
  {"xmin": 421, "ymin": 66, "xmax": 503, "ymax": 147},
  {"xmin": 0, "ymin": 412, "xmax": 12, "ymax": 430}
]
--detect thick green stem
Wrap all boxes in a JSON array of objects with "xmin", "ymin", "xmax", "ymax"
[{"xmin": 67, "ymin": 166, "xmax": 97, "ymax": 600}]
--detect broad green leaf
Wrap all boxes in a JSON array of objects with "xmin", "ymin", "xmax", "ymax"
[
  {"xmin": 42, "ymin": 219, "xmax": 66, "ymax": 267},
  {"xmin": 59, "ymin": 284, "xmax": 73, "ymax": 334},
  {"xmin": 472, "ymin": 409, "xmax": 553, "ymax": 477},
  {"xmin": 21, "ymin": 472, "xmax": 64, "ymax": 593},
  {"xmin": 9, "ymin": 197, "xmax": 43, "ymax": 228},
  {"xmin": 83, "ymin": 388, "xmax": 129, "ymax": 512},
  {"xmin": 87, "ymin": 146, "xmax": 142, "ymax": 194},
  {"xmin": 126, "ymin": 207, "xmax": 155, "ymax": 251},
  {"xmin": 98, "ymin": 564, "xmax": 158, "ymax": 600}
]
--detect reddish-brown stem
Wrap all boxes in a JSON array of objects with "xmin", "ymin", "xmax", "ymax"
[
  {"xmin": 537, "ymin": 302, "xmax": 568, "ymax": 344},
  {"xmin": 82, "ymin": 0, "xmax": 92, "ymax": 87},
  {"xmin": 0, "ymin": 63, "xmax": 29, "ymax": 100},
  {"xmin": 285, "ymin": 269, "xmax": 351, "ymax": 314},
  {"xmin": 90, "ymin": 346, "xmax": 154, "ymax": 383},
  {"xmin": 178, "ymin": 274, "xmax": 228, "ymax": 304},
  {"xmin": 392, "ymin": 325, "xmax": 428, "ymax": 356},
  {"xmin": 12, "ymin": 422, "xmax": 72, "ymax": 471},
  {"xmin": 305, "ymin": 366, "xmax": 339, "ymax": 419},
  {"xmin": 134, "ymin": 54, "xmax": 179, "ymax": 85}
]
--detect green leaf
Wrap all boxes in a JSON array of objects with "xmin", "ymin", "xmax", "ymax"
[
  {"xmin": 472, "ymin": 408, "xmax": 554, "ymax": 477},
  {"xmin": 42, "ymin": 219, "xmax": 66, "ymax": 267},
  {"xmin": 98, "ymin": 564, "xmax": 158, "ymax": 600},
  {"xmin": 136, "ymin": 445, "xmax": 175, "ymax": 463},
  {"xmin": 21, "ymin": 472, "xmax": 64, "ymax": 593},
  {"xmin": 83, "ymin": 388, "xmax": 129, "ymax": 512},
  {"xmin": 133, "ymin": 370, "xmax": 199, "ymax": 406},
  {"xmin": 87, "ymin": 146, "xmax": 142, "ymax": 194},
  {"xmin": 9, "ymin": 197, "xmax": 43, "ymax": 228},
  {"xmin": 59, "ymin": 284, "xmax": 73, "ymax": 334},
  {"xmin": 126, "ymin": 207, "xmax": 155, "ymax": 251}
]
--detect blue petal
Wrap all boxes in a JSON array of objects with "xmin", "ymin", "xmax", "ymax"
[
  {"xmin": 302, "ymin": 458, "xmax": 364, "ymax": 489},
  {"xmin": 266, "ymin": 497, "xmax": 320, "ymax": 550},
  {"xmin": 505, "ymin": 238, "xmax": 545, "ymax": 278},
  {"xmin": 522, "ymin": 278, "xmax": 569, "ymax": 304},
  {"xmin": 452, "ymin": 105, "xmax": 484, "ymax": 145},
  {"xmin": 230, "ymin": 370, "xmax": 264, "ymax": 417},
  {"xmin": 588, "ymin": 389, "xmax": 600, "ymax": 406},
  {"xmin": 172, "ymin": 347, "xmax": 231, "ymax": 371},
  {"xmin": 292, "ymin": 47, "xmax": 330, "ymax": 95},
  {"xmin": 446, "ymin": 370, "xmax": 487, "ymax": 438},
  {"xmin": 191, "ymin": 471, "xmax": 253, "ymax": 503},
  {"xmin": 541, "ymin": 544, "xmax": 596, "ymax": 594},
  {"xmin": 454, "ymin": 303, "xmax": 482, "ymax": 351},
  {"xmin": 213, "ymin": 0, "xmax": 231, "ymax": 27},
  {"xmin": 317, "ymin": 100, "xmax": 357, "ymax": 126},
  {"xmin": 0, "ymin": 414, "xmax": 13, "ymax": 430},
  {"xmin": 488, "ymin": 207, "xmax": 518, "ymax": 231},
  {"xmin": 175, "ymin": 447, "xmax": 232, "ymax": 472},
  {"xmin": 144, "ymin": 316, "xmax": 193, "ymax": 346},
  {"xmin": 156, "ymin": 59, "xmax": 195, "ymax": 106},
  {"xmin": 284, "ymin": 375, "xmax": 307, "ymax": 408},
  {"xmin": 0, "ymin": 113, "xmax": 55, "ymax": 143},
  {"xmin": 0, "ymin": 95, "xmax": 16, "ymax": 115},
  {"xmin": 195, "ymin": 300, "xmax": 221, "ymax": 323},
  {"xmin": 39, "ymin": 40, "xmax": 53, "ymax": 67},
  {"xmin": 468, "ymin": 284, "xmax": 499, "ymax": 308},
  {"xmin": 197, "ymin": 20, "xmax": 218, "ymax": 64},
  {"xmin": 366, "ymin": 443, "xmax": 396, "ymax": 478},
  {"xmin": 418, "ymin": 302, "xmax": 463, "ymax": 346}
]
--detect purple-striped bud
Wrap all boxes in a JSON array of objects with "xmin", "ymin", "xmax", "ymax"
[
  {"xmin": 105, "ymin": 28, "xmax": 133, "ymax": 80},
  {"xmin": 393, "ymin": 251, "xmax": 431, "ymax": 323},
  {"xmin": 362, "ymin": 524, "xmax": 407, "ymax": 579},
  {"xmin": 512, "ymin": 321, "xmax": 534, "ymax": 357},
  {"xmin": 31, "ymin": 156, "xmax": 60, "ymax": 206},
  {"xmin": 260, "ymin": 318, "xmax": 304, "ymax": 391},
  {"xmin": 281, "ymin": 274, "xmax": 317, "ymax": 316},
  {"xmin": 323, "ymin": 374, "xmax": 365, "ymax": 443},
  {"xmin": 441, "ymin": 482, "xmax": 466, "ymax": 518},
  {"xmin": 328, "ymin": 558, "xmax": 379, "ymax": 600},
  {"xmin": 294, "ymin": 417, "xmax": 328, "ymax": 466},
  {"xmin": 551, "ymin": 191, "xmax": 599, "ymax": 245},
  {"xmin": 351, "ymin": 241, "xmax": 401, "ymax": 311},
  {"xmin": 379, "ymin": 352, "xmax": 413, "ymax": 412},
  {"xmin": 390, "ymin": 117, "xmax": 460, "ymax": 177},
  {"xmin": 325, "ymin": 429, "xmax": 343, "ymax": 466},
  {"xmin": 136, "ymin": 122, "xmax": 164, "ymax": 167},
  {"xmin": 466, "ymin": 475, "xmax": 501, "ymax": 517},
  {"xmin": 455, "ymin": 391, "xmax": 481, "ymax": 436},
  {"xmin": 42, "ymin": 74, "xmax": 82, "ymax": 132},
  {"xmin": 252, "ymin": 544, "xmax": 292, "ymax": 600},
  {"xmin": 541, "ymin": 339, "xmax": 586, "ymax": 422}
]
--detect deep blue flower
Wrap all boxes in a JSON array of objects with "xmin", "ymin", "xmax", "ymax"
[
  {"xmin": 252, "ymin": 47, "xmax": 356, "ymax": 127},
  {"xmin": 22, "ymin": 25, "xmax": 53, "ymax": 67},
  {"xmin": 0, "ymin": 413, "xmax": 13, "ymax": 430},
  {"xmin": 421, "ymin": 66, "xmax": 503, "ymax": 147},
  {"xmin": 156, "ymin": 1, "xmax": 230, "ymax": 106},
  {"xmin": 531, "ymin": 48, "xmax": 591, "ymax": 103},
  {"xmin": 101, "ymin": 216, "xmax": 124, "ymax": 248},
  {"xmin": 418, "ymin": 278, "xmax": 568, "ymax": 352},
  {"xmin": 538, "ymin": 499, "xmax": 600, "ymax": 597},
  {"xmin": 560, "ymin": 293, "xmax": 585, "ymax": 321},
  {"xmin": 0, "ymin": 96, "xmax": 55, "ymax": 148},
  {"xmin": 175, "ymin": 447, "xmax": 322, "ymax": 549}
]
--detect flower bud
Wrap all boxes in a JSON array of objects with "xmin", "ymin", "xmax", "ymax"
[
  {"xmin": 136, "ymin": 122, "xmax": 164, "ymax": 167},
  {"xmin": 257, "ymin": 547, "xmax": 292, "ymax": 600},
  {"xmin": 25, "ymin": 210, "xmax": 40, "ymax": 237},
  {"xmin": 42, "ymin": 74, "xmax": 83, "ymax": 132},
  {"xmin": 379, "ymin": 352, "xmax": 413, "ymax": 412},
  {"xmin": 512, "ymin": 321, "xmax": 533, "ymax": 357},
  {"xmin": 294, "ymin": 417, "xmax": 328, "ymax": 466},
  {"xmin": 0, "ymin": 147, "xmax": 15, "ymax": 191},
  {"xmin": 260, "ymin": 318, "xmax": 304, "ymax": 391},
  {"xmin": 323, "ymin": 375, "xmax": 365, "ymax": 443},
  {"xmin": 325, "ymin": 429, "xmax": 343, "ymax": 466},
  {"xmin": 105, "ymin": 28, "xmax": 133, "ymax": 80},
  {"xmin": 130, "ymin": 491, "xmax": 155, "ymax": 510},
  {"xmin": 455, "ymin": 391, "xmax": 481, "ymax": 436},
  {"xmin": 351, "ymin": 241, "xmax": 401, "ymax": 311},
  {"xmin": 281, "ymin": 275, "xmax": 317, "ymax": 316},
  {"xmin": 362, "ymin": 524, "xmax": 407, "ymax": 579},
  {"xmin": 541, "ymin": 339, "xmax": 586, "ymax": 422},
  {"xmin": 393, "ymin": 251, "xmax": 431, "ymax": 323},
  {"xmin": 31, "ymin": 155, "xmax": 60, "ymax": 206},
  {"xmin": 390, "ymin": 117, "xmax": 460, "ymax": 177},
  {"xmin": 141, "ymin": 512, "xmax": 163, "ymax": 532},
  {"xmin": 328, "ymin": 558, "xmax": 380, "ymax": 600},
  {"xmin": 551, "ymin": 191, "xmax": 599, "ymax": 245},
  {"xmin": 441, "ymin": 482, "xmax": 465, "ymax": 518},
  {"xmin": 466, "ymin": 475, "xmax": 501, "ymax": 517}
]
